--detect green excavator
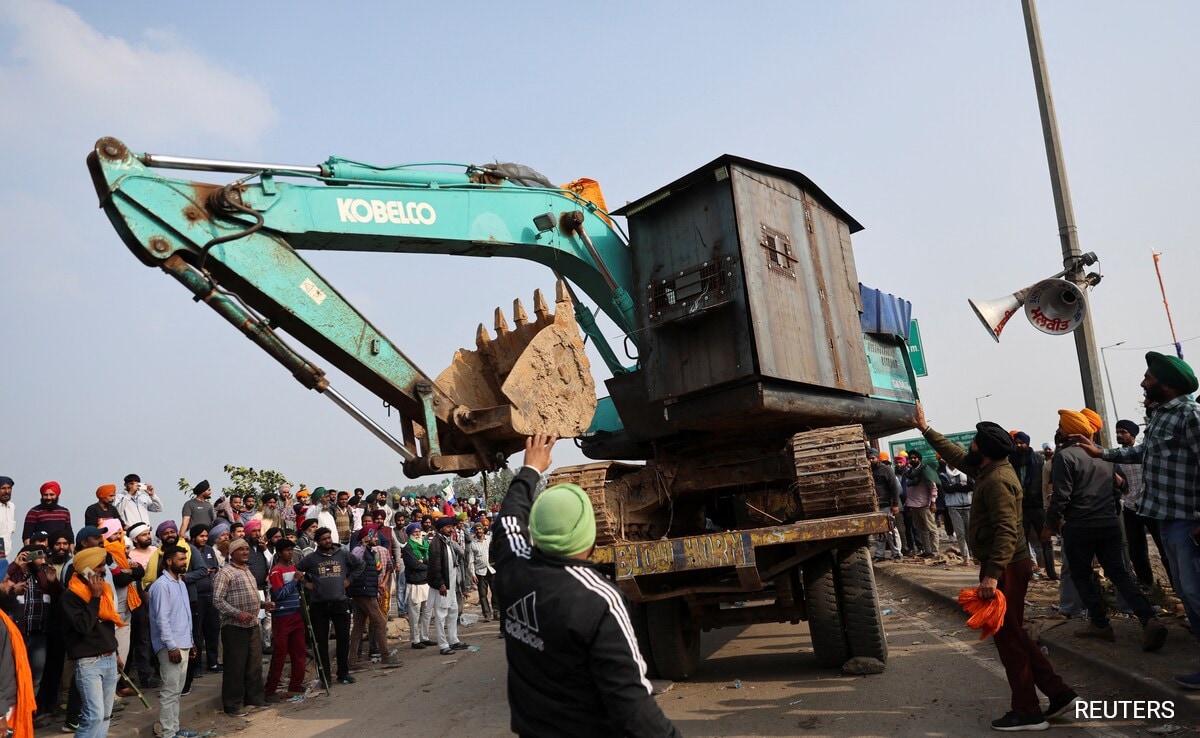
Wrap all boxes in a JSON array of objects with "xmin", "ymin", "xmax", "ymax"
[{"xmin": 89, "ymin": 137, "xmax": 920, "ymax": 678}]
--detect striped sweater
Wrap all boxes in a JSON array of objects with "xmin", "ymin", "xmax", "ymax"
[{"xmin": 268, "ymin": 564, "xmax": 301, "ymax": 617}]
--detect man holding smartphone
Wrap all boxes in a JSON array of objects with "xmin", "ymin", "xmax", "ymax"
[{"xmin": 5, "ymin": 545, "xmax": 62, "ymax": 726}]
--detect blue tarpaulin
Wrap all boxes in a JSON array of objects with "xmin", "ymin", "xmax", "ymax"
[{"xmin": 859, "ymin": 284, "xmax": 912, "ymax": 339}]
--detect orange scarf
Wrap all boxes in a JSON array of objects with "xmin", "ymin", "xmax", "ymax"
[
  {"xmin": 104, "ymin": 539, "xmax": 143, "ymax": 611},
  {"xmin": 68, "ymin": 574, "xmax": 126, "ymax": 628},
  {"xmin": 0, "ymin": 609, "xmax": 35, "ymax": 737}
]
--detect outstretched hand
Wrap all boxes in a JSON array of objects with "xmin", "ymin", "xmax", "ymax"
[
  {"xmin": 912, "ymin": 401, "xmax": 928, "ymax": 432},
  {"xmin": 1068, "ymin": 435, "xmax": 1103, "ymax": 457},
  {"xmin": 523, "ymin": 433, "xmax": 558, "ymax": 474}
]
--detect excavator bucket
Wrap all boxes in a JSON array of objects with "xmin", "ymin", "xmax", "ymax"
[{"xmin": 435, "ymin": 280, "xmax": 597, "ymax": 440}]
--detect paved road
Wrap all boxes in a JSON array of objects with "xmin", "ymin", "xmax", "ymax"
[{"xmin": 157, "ymin": 578, "xmax": 1187, "ymax": 738}]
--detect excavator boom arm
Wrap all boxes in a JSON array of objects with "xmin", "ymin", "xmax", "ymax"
[{"xmin": 88, "ymin": 137, "xmax": 613, "ymax": 476}]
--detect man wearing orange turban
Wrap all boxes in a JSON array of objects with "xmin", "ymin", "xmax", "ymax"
[{"xmin": 84, "ymin": 484, "xmax": 124, "ymax": 529}]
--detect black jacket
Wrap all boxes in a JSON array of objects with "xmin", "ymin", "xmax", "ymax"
[
  {"xmin": 427, "ymin": 532, "xmax": 463, "ymax": 592},
  {"xmin": 346, "ymin": 546, "xmax": 378, "ymax": 598},
  {"xmin": 61, "ymin": 584, "xmax": 119, "ymax": 660},
  {"xmin": 491, "ymin": 467, "xmax": 680, "ymax": 738},
  {"xmin": 1009, "ymin": 447, "xmax": 1045, "ymax": 510},
  {"xmin": 401, "ymin": 542, "xmax": 429, "ymax": 585},
  {"xmin": 1046, "ymin": 445, "xmax": 1120, "ymax": 529}
]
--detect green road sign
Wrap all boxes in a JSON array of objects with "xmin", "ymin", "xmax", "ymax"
[
  {"xmin": 888, "ymin": 431, "xmax": 975, "ymax": 462},
  {"xmin": 908, "ymin": 319, "xmax": 927, "ymax": 377}
]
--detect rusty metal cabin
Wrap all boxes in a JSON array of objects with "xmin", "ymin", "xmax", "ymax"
[{"xmin": 614, "ymin": 156, "xmax": 909, "ymax": 440}]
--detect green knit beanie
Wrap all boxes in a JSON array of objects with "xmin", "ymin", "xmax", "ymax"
[{"xmin": 529, "ymin": 483, "xmax": 596, "ymax": 557}]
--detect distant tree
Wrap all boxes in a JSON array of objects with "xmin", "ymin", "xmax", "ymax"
[{"xmin": 222, "ymin": 465, "xmax": 290, "ymax": 505}]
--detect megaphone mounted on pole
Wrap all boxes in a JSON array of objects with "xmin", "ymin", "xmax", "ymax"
[{"xmin": 968, "ymin": 252, "xmax": 1100, "ymax": 342}]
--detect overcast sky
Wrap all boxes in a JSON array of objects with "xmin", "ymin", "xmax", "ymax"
[{"xmin": 1, "ymin": 0, "xmax": 1196, "ymax": 522}]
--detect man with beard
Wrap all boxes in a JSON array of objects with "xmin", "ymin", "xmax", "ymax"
[
  {"xmin": 1010, "ymin": 432, "xmax": 1055, "ymax": 581},
  {"xmin": 428, "ymin": 516, "xmax": 468, "ymax": 655},
  {"xmin": 901, "ymin": 450, "xmax": 939, "ymax": 557},
  {"xmin": 144, "ymin": 521, "xmax": 186, "ymax": 587},
  {"xmin": 22, "ymin": 481, "xmax": 72, "ymax": 547},
  {"xmin": 0, "ymin": 476, "xmax": 15, "ymax": 557},
  {"xmin": 84, "ymin": 484, "xmax": 125, "ymax": 529},
  {"xmin": 213, "ymin": 539, "xmax": 271, "ymax": 716},
  {"xmin": 913, "ymin": 405, "xmax": 1078, "ymax": 730},
  {"xmin": 5, "ymin": 544, "xmax": 62, "ymax": 726},
  {"xmin": 402, "ymin": 522, "xmax": 433, "ymax": 649},
  {"xmin": 1043, "ymin": 409, "xmax": 1168, "ymax": 652},
  {"xmin": 1070, "ymin": 351, "xmax": 1200, "ymax": 688},
  {"xmin": 391, "ymin": 512, "xmax": 409, "ymax": 618},
  {"xmin": 296, "ymin": 528, "xmax": 363, "ymax": 686},
  {"xmin": 333, "ymin": 490, "xmax": 353, "ymax": 544},
  {"xmin": 868, "ymin": 448, "xmax": 903, "ymax": 561},
  {"xmin": 149, "ymin": 545, "xmax": 196, "ymax": 738},
  {"xmin": 244, "ymin": 520, "xmax": 272, "ymax": 654},
  {"xmin": 126, "ymin": 522, "xmax": 161, "ymax": 689},
  {"xmin": 180, "ymin": 480, "xmax": 216, "ymax": 537},
  {"xmin": 295, "ymin": 517, "xmax": 319, "ymax": 558},
  {"xmin": 1113, "ymin": 419, "xmax": 1172, "ymax": 589},
  {"xmin": 182, "ymin": 525, "xmax": 221, "ymax": 695}
]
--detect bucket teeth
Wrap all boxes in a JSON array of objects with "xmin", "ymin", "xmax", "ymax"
[
  {"xmin": 555, "ymin": 278, "xmax": 571, "ymax": 305},
  {"xmin": 494, "ymin": 307, "xmax": 510, "ymax": 337},
  {"xmin": 475, "ymin": 323, "xmax": 490, "ymax": 349},
  {"xmin": 533, "ymin": 289, "xmax": 550, "ymax": 321},
  {"xmin": 513, "ymin": 298, "xmax": 528, "ymax": 327}
]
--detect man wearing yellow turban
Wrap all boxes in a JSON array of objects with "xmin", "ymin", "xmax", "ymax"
[{"xmin": 62, "ymin": 547, "xmax": 122, "ymax": 738}]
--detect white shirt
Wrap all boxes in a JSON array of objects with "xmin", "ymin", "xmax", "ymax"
[
  {"xmin": 116, "ymin": 487, "xmax": 163, "ymax": 528},
  {"xmin": 0, "ymin": 499, "xmax": 16, "ymax": 551}
]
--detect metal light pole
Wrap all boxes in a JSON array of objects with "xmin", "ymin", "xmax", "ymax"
[
  {"xmin": 1100, "ymin": 341, "xmax": 1125, "ymax": 424},
  {"xmin": 975, "ymin": 394, "xmax": 993, "ymax": 422},
  {"xmin": 1021, "ymin": 0, "xmax": 1113, "ymax": 447}
]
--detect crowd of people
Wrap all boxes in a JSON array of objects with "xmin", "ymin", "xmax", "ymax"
[
  {"xmin": 0, "ymin": 349, "xmax": 1195, "ymax": 737},
  {"xmin": 0, "ymin": 476, "xmax": 499, "ymax": 737},
  {"xmin": 896, "ymin": 350, "xmax": 1198, "ymax": 732}
]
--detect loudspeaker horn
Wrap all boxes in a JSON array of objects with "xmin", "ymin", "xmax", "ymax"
[{"xmin": 968, "ymin": 278, "xmax": 1086, "ymax": 342}]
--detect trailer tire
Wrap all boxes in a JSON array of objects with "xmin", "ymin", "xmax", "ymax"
[
  {"xmin": 645, "ymin": 599, "xmax": 700, "ymax": 681},
  {"xmin": 803, "ymin": 551, "xmax": 849, "ymax": 668},
  {"xmin": 628, "ymin": 603, "xmax": 660, "ymax": 680},
  {"xmin": 837, "ymin": 545, "xmax": 888, "ymax": 663}
]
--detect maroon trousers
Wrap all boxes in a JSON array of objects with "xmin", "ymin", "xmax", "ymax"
[
  {"xmin": 990, "ymin": 557, "xmax": 1069, "ymax": 715},
  {"xmin": 265, "ymin": 613, "xmax": 306, "ymax": 695}
]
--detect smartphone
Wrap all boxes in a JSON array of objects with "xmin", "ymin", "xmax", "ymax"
[{"xmin": 26, "ymin": 548, "xmax": 46, "ymax": 560}]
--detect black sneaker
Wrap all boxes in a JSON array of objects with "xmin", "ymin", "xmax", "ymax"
[
  {"xmin": 411, "ymin": 642, "xmax": 426, "ymax": 649},
  {"xmin": 339, "ymin": 676, "xmax": 356, "ymax": 685},
  {"xmin": 1044, "ymin": 689, "xmax": 1079, "ymax": 719},
  {"xmin": 450, "ymin": 642, "xmax": 470, "ymax": 650},
  {"xmin": 180, "ymin": 683, "xmax": 192, "ymax": 696},
  {"xmin": 223, "ymin": 709, "xmax": 248, "ymax": 717},
  {"xmin": 420, "ymin": 639, "xmax": 437, "ymax": 647},
  {"xmin": 61, "ymin": 722, "xmax": 79, "ymax": 734},
  {"xmin": 991, "ymin": 711, "xmax": 1049, "ymax": 731}
]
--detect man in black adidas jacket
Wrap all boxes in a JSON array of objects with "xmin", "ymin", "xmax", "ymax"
[{"xmin": 492, "ymin": 434, "xmax": 680, "ymax": 737}]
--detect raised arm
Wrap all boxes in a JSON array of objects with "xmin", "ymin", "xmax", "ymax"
[{"xmin": 491, "ymin": 434, "xmax": 556, "ymax": 567}]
